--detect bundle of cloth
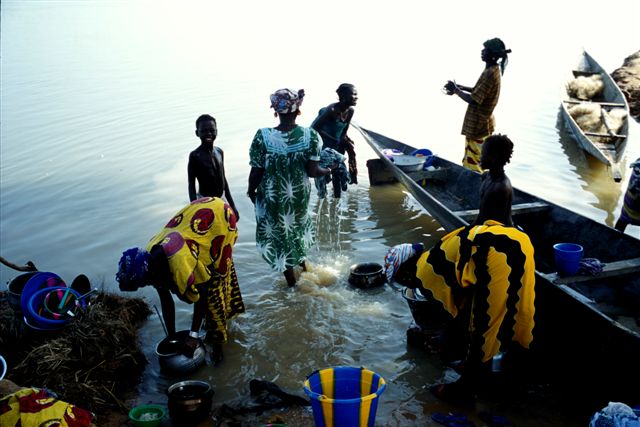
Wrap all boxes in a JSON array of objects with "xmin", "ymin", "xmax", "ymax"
[
  {"xmin": 566, "ymin": 74, "xmax": 604, "ymax": 100},
  {"xmin": 315, "ymin": 147, "xmax": 351, "ymax": 198}
]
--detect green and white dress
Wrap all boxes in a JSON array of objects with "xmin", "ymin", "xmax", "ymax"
[{"xmin": 249, "ymin": 126, "xmax": 321, "ymax": 271}]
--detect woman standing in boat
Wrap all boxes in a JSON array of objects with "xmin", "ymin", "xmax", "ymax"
[
  {"xmin": 445, "ymin": 38, "xmax": 511, "ymax": 172},
  {"xmin": 311, "ymin": 83, "xmax": 359, "ymax": 196},
  {"xmin": 247, "ymin": 88, "xmax": 332, "ymax": 287}
]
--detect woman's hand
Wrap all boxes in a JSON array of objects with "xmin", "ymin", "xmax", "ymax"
[
  {"xmin": 247, "ymin": 191, "xmax": 256, "ymax": 204},
  {"xmin": 444, "ymin": 80, "xmax": 456, "ymax": 95},
  {"xmin": 181, "ymin": 336, "xmax": 200, "ymax": 358}
]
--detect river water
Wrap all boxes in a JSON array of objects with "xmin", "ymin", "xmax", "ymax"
[{"xmin": 1, "ymin": 1, "xmax": 639, "ymax": 425}]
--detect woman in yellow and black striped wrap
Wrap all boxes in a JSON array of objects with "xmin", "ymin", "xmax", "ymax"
[{"xmin": 416, "ymin": 220, "xmax": 535, "ymax": 366}]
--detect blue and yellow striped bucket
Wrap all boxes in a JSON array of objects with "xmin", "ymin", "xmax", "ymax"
[{"xmin": 303, "ymin": 366, "xmax": 386, "ymax": 427}]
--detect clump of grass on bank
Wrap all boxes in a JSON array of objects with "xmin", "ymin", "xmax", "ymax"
[{"xmin": 0, "ymin": 291, "xmax": 151, "ymax": 415}]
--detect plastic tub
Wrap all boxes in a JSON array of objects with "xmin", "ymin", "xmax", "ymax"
[
  {"xmin": 25, "ymin": 286, "xmax": 84, "ymax": 330},
  {"xmin": 44, "ymin": 288, "xmax": 79, "ymax": 319},
  {"xmin": 392, "ymin": 155, "xmax": 425, "ymax": 172},
  {"xmin": 303, "ymin": 366, "xmax": 386, "ymax": 427},
  {"xmin": 410, "ymin": 149, "xmax": 435, "ymax": 168},
  {"xmin": 553, "ymin": 243, "xmax": 584, "ymax": 276},
  {"xmin": 128, "ymin": 404, "xmax": 167, "ymax": 427},
  {"xmin": 20, "ymin": 272, "xmax": 65, "ymax": 315}
]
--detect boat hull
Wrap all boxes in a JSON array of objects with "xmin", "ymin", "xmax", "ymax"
[
  {"xmin": 560, "ymin": 50, "xmax": 630, "ymax": 181},
  {"xmin": 357, "ymin": 125, "xmax": 640, "ymax": 398}
]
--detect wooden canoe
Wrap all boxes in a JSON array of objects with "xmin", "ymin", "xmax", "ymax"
[
  {"xmin": 356, "ymin": 125, "xmax": 640, "ymax": 398},
  {"xmin": 560, "ymin": 50, "xmax": 630, "ymax": 182}
]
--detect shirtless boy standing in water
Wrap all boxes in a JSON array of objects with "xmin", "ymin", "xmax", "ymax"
[{"xmin": 188, "ymin": 114, "xmax": 239, "ymax": 220}]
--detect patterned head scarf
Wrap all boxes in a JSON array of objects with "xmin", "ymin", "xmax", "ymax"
[
  {"xmin": 483, "ymin": 38, "xmax": 511, "ymax": 75},
  {"xmin": 384, "ymin": 243, "xmax": 425, "ymax": 284},
  {"xmin": 116, "ymin": 247, "xmax": 150, "ymax": 291},
  {"xmin": 270, "ymin": 88, "xmax": 305, "ymax": 114}
]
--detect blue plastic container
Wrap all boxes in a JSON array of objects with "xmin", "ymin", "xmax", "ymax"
[
  {"xmin": 410, "ymin": 149, "xmax": 435, "ymax": 168},
  {"xmin": 20, "ymin": 272, "xmax": 65, "ymax": 315},
  {"xmin": 26, "ymin": 286, "xmax": 85, "ymax": 330},
  {"xmin": 303, "ymin": 366, "xmax": 386, "ymax": 427},
  {"xmin": 553, "ymin": 243, "xmax": 584, "ymax": 276}
]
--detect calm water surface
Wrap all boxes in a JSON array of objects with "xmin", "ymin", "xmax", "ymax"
[{"xmin": 2, "ymin": 1, "xmax": 639, "ymax": 425}]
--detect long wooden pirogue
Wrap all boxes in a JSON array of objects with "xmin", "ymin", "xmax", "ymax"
[
  {"xmin": 357, "ymin": 125, "xmax": 640, "ymax": 400},
  {"xmin": 560, "ymin": 50, "xmax": 630, "ymax": 182}
]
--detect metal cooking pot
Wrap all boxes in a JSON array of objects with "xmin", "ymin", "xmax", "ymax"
[
  {"xmin": 167, "ymin": 380, "xmax": 214, "ymax": 425},
  {"xmin": 348, "ymin": 263, "xmax": 386, "ymax": 289},
  {"xmin": 155, "ymin": 330, "xmax": 206, "ymax": 375},
  {"xmin": 402, "ymin": 287, "xmax": 451, "ymax": 331},
  {"xmin": 7, "ymin": 272, "xmax": 38, "ymax": 313}
]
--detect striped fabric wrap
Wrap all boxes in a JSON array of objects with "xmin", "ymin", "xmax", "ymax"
[{"xmin": 416, "ymin": 220, "xmax": 536, "ymax": 363}]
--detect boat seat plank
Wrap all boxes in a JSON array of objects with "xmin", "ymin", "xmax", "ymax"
[
  {"xmin": 549, "ymin": 257, "xmax": 640, "ymax": 284},
  {"xmin": 453, "ymin": 201, "xmax": 549, "ymax": 220},
  {"xmin": 563, "ymin": 99, "xmax": 627, "ymax": 108},
  {"xmin": 595, "ymin": 142, "xmax": 616, "ymax": 150},
  {"xmin": 584, "ymin": 131, "xmax": 627, "ymax": 139},
  {"xmin": 572, "ymin": 70, "xmax": 600, "ymax": 78}
]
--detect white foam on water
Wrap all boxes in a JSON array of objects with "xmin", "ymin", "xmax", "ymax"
[
  {"xmin": 348, "ymin": 301, "xmax": 387, "ymax": 317},
  {"xmin": 292, "ymin": 258, "xmax": 394, "ymax": 322}
]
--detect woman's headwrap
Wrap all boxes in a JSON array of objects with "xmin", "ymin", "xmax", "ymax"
[
  {"xmin": 384, "ymin": 243, "xmax": 425, "ymax": 284},
  {"xmin": 116, "ymin": 247, "xmax": 150, "ymax": 291},
  {"xmin": 483, "ymin": 37, "xmax": 512, "ymax": 75},
  {"xmin": 270, "ymin": 88, "xmax": 305, "ymax": 114}
]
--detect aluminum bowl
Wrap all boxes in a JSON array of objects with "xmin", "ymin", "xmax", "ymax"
[
  {"xmin": 155, "ymin": 330, "xmax": 206, "ymax": 375},
  {"xmin": 393, "ymin": 155, "xmax": 426, "ymax": 172},
  {"xmin": 348, "ymin": 263, "xmax": 386, "ymax": 289}
]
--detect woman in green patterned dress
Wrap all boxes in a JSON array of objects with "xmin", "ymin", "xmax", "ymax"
[{"xmin": 247, "ymin": 88, "xmax": 333, "ymax": 286}]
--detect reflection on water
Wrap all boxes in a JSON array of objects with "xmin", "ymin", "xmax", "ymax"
[
  {"xmin": 366, "ymin": 184, "xmax": 446, "ymax": 248},
  {"xmin": 556, "ymin": 109, "xmax": 624, "ymax": 226}
]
